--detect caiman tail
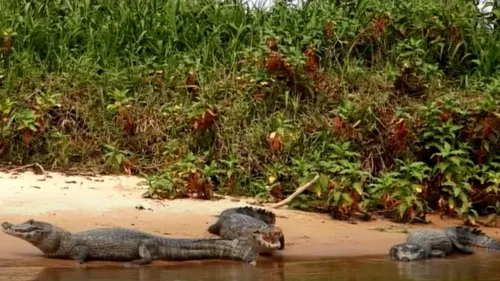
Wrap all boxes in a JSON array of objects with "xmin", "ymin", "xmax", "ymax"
[{"xmin": 453, "ymin": 226, "xmax": 500, "ymax": 250}]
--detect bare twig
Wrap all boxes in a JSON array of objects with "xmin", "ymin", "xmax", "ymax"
[
  {"xmin": 7, "ymin": 164, "xmax": 36, "ymax": 173},
  {"xmin": 7, "ymin": 163, "xmax": 45, "ymax": 174},
  {"xmin": 6, "ymin": 163, "xmax": 46, "ymax": 180},
  {"xmin": 270, "ymin": 174, "xmax": 320, "ymax": 209},
  {"xmin": 34, "ymin": 163, "xmax": 46, "ymax": 181}
]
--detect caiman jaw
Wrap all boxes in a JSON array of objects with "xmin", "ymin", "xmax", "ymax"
[
  {"xmin": 252, "ymin": 229, "xmax": 282, "ymax": 250},
  {"xmin": 1, "ymin": 222, "xmax": 12, "ymax": 230},
  {"xmin": 1, "ymin": 222, "xmax": 16, "ymax": 235},
  {"xmin": 389, "ymin": 243, "xmax": 426, "ymax": 262},
  {"xmin": 1, "ymin": 220, "xmax": 43, "ymax": 240}
]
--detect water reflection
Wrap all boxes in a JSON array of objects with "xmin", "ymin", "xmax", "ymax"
[{"xmin": 2, "ymin": 253, "xmax": 500, "ymax": 281}]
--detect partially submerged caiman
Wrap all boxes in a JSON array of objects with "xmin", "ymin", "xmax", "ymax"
[
  {"xmin": 389, "ymin": 226, "xmax": 500, "ymax": 262},
  {"xmin": 1, "ymin": 219, "xmax": 282, "ymax": 266}
]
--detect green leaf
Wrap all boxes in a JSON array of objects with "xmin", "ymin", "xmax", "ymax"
[
  {"xmin": 318, "ymin": 174, "xmax": 330, "ymax": 191},
  {"xmin": 341, "ymin": 193, "xmax": 353, "ymax": 205},
  {"xmin": 434, "ymin": 162, "xmax": 449, "ymax": 173},
  {"xmin": 448, "ymin": 197, "xmax": 456, "ymax": 209},
  {"xmin": 333, "ymin": 191, "xmax": 341, "ymax": 204},
  {"xmin": 352, "ymin": 181, "xmax": 363, "ymax": 194},
  {"xmin": 484, "ymin": 142, "xmax": 490, "ymax": 152},
  {"xmin": 330, "ymin": 144, "xmax": 344, "ymax": 156},
  {"xmin": 398, "ymin": 203, "xmax": 408, "ymax": 217},
  {"xmin": 443, "ymin": 141, "xmax": 451, "ymax": 152}
]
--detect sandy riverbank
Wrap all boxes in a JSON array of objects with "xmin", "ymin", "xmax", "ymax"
[{"xmin": 1, "ymin": 169, "xmax": 499, "ymax": 268}]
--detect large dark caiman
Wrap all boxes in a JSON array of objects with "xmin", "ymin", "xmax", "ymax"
[
  {"xmin": 1, "ymin": 219, "xmax": 282, "ymax": 266},
  {"xmin": 208, "ymin": 206, "xmax": 285, "ymax": 254},
  {"xmin": 389, "ymin": 226, "xmax": 500, "ymax": 262}
]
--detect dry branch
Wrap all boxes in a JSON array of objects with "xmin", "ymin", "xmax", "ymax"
[{"xmin": 271, "ymin": 174, "xmax": 320, "ymax": 209}]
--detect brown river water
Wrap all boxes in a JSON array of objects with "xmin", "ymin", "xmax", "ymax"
[{"xmin": 1, "ymin": 252, "xmax": 500, "ymax": 281}]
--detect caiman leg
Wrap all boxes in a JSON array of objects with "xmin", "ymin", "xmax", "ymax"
[
  {"xmin": 429, "ymin": 250, "xmax": 446, "ymax": 258},
  {"xmin": 449, "ymin": 236, "xmax": 474, "ymax": 254},
  {"xmin": 129, "ymin": 239, "xmax": 158, "ymax": 266},
  {"xmin": 71, "ymin": 246, "xmax": 91, "ymax": 264}
]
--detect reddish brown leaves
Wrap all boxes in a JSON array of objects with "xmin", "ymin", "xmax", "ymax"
[
  {"xmin": 122, "ymin": 114, "xmax": 136, "ymax": 135},
  {"xmin": 388, "ymin": 118, "xmax": 409, "ymax": 152},
  {"xmin": 349, "ymin": 190, "xmax": 362, "ymax": 208},
  {"xmin": 330, "ymin": 205, "xmax": 349, "ymax": 220},
  {"xmin": 440, "ymin": 112, "xmax": 451, "ymax": 123},
  {"xmin": 325, "ymin": 21, "xmax": 334, "ymax": 38},
  {"xmin": 122, "ymin": 158, "xmax": 133, "ymax": 175},
  {"xmin": 225, "ymin": 175, "xmax": 237, "ymax": 195},
  {"xmin": 373, "ymin": 16, "xmax": 386, "ymax": 37},
  {"xmin": 266, "ymin": 39, "xmax": 277, "ymax": 51},
  {"xmin": 114, "ymin": 109, "xmax": 136, "ymax": 135},
  {"xmin": 328, "ymin": 180, "xmax": 337, "ymax": 190},
  {"xmin": 304, "ymin": 47, "xmax": 318, "ymax": 74},
  {"xmin": 382, "ymin": 193, "xmax": 396, "ymax": 210},
  {"xmin": 267, "ymin": 131, "xmax": 284, "ymax": 154},
  {"xmin": 186, "ymin": 171, "xmax": 213, "ymax": 199},
  {"xmin": 478, "ymin": 143, "xmax": 488, "ymax": 164},
  {"xmin": 450, "ymin": 24, "xmax": 462, "ymax": 45},
  {"xmin": 269, "ymin": 183, "xmax": 284, "ymax": 200},
  {"xmin": 471, "ymin": 117, "xmax": 496, "ymax": 164},
  {"xmin": 332, "ymin": 116, "xmax": 345, "ymax": 131},
  {"xmin": 187, "ymin": 171, "xmax": 201, "ymax": 193},
  {"xmin": 258, "ymin": 38, "xmax": 319, "ymax": 101},
  {"xmin": 265, "ymin": 51, "xmax": 286, "ymax": 73},
  {"xmin": 192, "ymin": 109, "xmax": 217, "ymax": 131},
  {"xmin": 404, "ymin": 207, "xmax": 416, "ymax": 220},
  {"xmin": 330, "ymin": 116, "xmax": 355, "ymax": 139},
  {"xmin": 481, "ymin": 117, "xmax": 493, "ymax": 138},
  {"xmin": 21, "ymin": 129, "xmax": 33, "ymax": 146},
  {"xmin": 263, "ymin": 48, "xmax": 298, "ymax": 81},
  {"xmin": 2, "ymin": 34, "xmax": 12, "ymax": 56}
]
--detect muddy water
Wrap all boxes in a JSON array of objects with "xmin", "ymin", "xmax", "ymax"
[
  {"xmin": 1, "ymin": 253, "xmax": 500, "ymax": 281},
  {"xmin": 0, "ymin": 252, "xmax": 500, "ymax": 281}
]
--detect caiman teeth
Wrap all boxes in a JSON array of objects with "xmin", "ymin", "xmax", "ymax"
[{"xmin": 257, "ymin": 238, "xmax": 281, "ymax": 249}]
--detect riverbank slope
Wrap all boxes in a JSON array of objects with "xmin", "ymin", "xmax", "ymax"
[{"xmin": 1, "ymin": 170, "xmax": 499, "ymax": 267}]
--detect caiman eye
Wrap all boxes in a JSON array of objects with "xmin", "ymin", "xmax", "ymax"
[{"xmin": 27, "ymin": 219, "xmax": 34, "ymax": 224}]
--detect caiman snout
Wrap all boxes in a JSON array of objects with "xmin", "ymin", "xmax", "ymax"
[
  {"xmin": 1, "ymin": 220, "xmax": 47, "ymax": 241},
  {"xmin": 1, "ymin": 222, "xmax": 11, "ymax": 230}
]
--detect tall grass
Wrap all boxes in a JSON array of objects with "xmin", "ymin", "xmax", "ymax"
[
  {"xmin": 1, "ymin": 0, "xmax": 500, "ymax": 223},
  {"xmin": 1, "ymin": 0, "xmax": 497, "ymax": 76}
]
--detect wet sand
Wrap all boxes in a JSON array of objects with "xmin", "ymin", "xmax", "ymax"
[{"xmin": 1, "ymin": 170, "xmax": 500, "ymax": 268}]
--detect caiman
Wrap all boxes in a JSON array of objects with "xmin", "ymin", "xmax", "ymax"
[
  {"xmin": 208, "ymin": 206, "xmax": 285, "ymax": 254},
  {"xmin": 1, "ymin": 219, "xmax": 282, "ymax": 266},
  {"xmin": 389, "ymin": 226, "xmax": 500, "ymax": 262}
]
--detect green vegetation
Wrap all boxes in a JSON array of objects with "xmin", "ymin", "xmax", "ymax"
[{"xmin": 1, "ymin": 0, "xmax": 500, "ymax": 225}]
